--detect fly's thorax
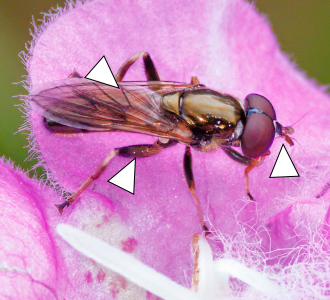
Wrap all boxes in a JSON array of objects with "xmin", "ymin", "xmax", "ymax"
[{"xmin": 161, "ymin": 89, "xmax": 245, "ymax": 139}]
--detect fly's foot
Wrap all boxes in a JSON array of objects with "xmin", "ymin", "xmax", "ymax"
[
  {"xmin": 55, "ymin": 200, "xmax": 71, "ymax": 214},
  {"xmin": 202, "ymin": 223, "xmax": 213, "ymax": 237},
  {"xmin": 247, "ymin": 193, "xmax": 255, "ymax": 201},
  {"xmin": 202, "ymin": 223, "xmax": 209, "ymax": 232}
]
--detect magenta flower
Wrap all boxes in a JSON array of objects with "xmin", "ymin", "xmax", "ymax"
[{"xmin": 2, "ymin": 0, "xmax": 330, "ymax": 298}]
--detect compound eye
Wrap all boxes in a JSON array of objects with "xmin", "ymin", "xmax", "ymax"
[
  {"xmin": 244, "ymin": 94, "xmax": 276, "ymax": 120},
  {"xmin": 241, "ymin": 94, "xmax": 276, "ymax": 158}
]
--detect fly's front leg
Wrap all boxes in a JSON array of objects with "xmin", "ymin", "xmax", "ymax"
[
  {"xmin": 115, "ymin": 52, "xmax": 160, "ymax": 82},
  {"xmin": 184, "ymin": 146, "xmax": 209, "ymax": 233},
  {"xmin": 56, "ymin": 139, "xmax": 177, "ymax": 214},
  {"xmin": 222, "ymin": 147, "xmax": 270, "ymax": 200}
]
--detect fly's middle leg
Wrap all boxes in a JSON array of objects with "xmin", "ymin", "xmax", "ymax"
[
  {"xmin": 184, "ymin": 146, "xmax": 209, "ymax": 234},
  {"xmin": 56, "ymin": 139, "xmax": 177, "ymax": 213}
]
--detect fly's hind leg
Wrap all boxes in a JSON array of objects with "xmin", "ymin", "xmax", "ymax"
[
  {"xmin": 222, "ymin": 147, "xmax": 270, "ymax": 200},
  {"xmin": 56, "ymin": 139, "xmax": 177, "ymax": 214},
  {"xmin": 115, "ymin": 52, "xmax": 160, "ymax": 82},
  {"xmin": 68, "ymin": 51, "xmax": 161, "ymax": 82},
  {"xmin": 56, "ymin": 149, "xmax": 119, "ymax": 213},
  {"xmin": 184, "ymin": 146, "xmax": 209, "ymax": 233}
]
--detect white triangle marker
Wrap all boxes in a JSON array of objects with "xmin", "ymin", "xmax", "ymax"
[
  {"xmin": 270, "ymin": 144, "xmax": 299, "ymax": 178},
  {"xmin": 108, "ymin": 158, "xmax": 136, "ymax": 194},
  {"xmin": 85, "ymin": 56, "xmax": 119, "ymax": 88}
]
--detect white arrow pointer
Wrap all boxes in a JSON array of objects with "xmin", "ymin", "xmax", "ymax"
[
  {"xmin": 85, "ymin": 56, "xmax": 119, "ymax": 88},
  {"xmin": 270, "ymin": 144, "xmax": 299, "ymax": 178},
  {"xmin": 108, "ymin": 158, "xmax": 136, "ymax": 194}
]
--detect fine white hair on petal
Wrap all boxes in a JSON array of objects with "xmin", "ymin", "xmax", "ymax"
[
  {"xmin": 56, "ymin": 224, "xmax": 202, "ymax": 300},
  {"xmin": 211, "ymin": 222, "xmax": 330, "ymax": 299}
]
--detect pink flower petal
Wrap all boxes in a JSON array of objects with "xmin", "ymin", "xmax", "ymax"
[
  {"xmin": 0, "ymin": 159, "xmax": 56, "ymax": 299},
  {"xmin": 0, "ymin": 159, "xmax": 146, "ymax": 298},
  {"xmin": 22, "ymin": 0, "xmax": 330, "ymax": 297}
]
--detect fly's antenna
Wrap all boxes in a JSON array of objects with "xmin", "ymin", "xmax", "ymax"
[
  {"xmin": 283, "ymin": 111, "xmax": 310, "ymax": 154},
  {"xmin": 284, "ymin": 110, "xmax": 310, "ymax": 134},
  {"xmin": 274, "ymin": 121, "xmax": 294, "ymax": 146},
  {"xmin": 287, "ymin": 110, "xmax": 310, "ymax": 128},
  {"xmin": 282, "ymin": 127, "xmax": 294, "ymax": 146},
  {"xmin": 278, "ymin": 110, "xmax": 310, "ymax": 147}
]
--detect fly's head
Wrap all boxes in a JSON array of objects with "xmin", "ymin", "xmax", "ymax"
[{"xmin": 240, "ymin": 93, "xmax": 294, "ymax": 158}]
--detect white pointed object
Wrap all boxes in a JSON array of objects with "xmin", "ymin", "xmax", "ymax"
[
  {"xmin": 85, "ymin": 56, "xmax": 119, "ymax": 88},
  {"xmin": 56, "ymin": 224, "xmax": 203, "ymax": 300},
  {"xmin": 270, "ymin": 144, "xmax": 299, "ymax": 178},
  {"xmin": 214, "ymin": 259, "xmax": 282, "ymax": 296},
  {"xmin": 192, "ymin": 234, "xmax": 230, "ymax": 299},
  {"xmin": 108, "ymin": 158, "xmax": 136, "ymax": 194},
  {"xmin": 191, "ymin": 234, "xmax": 214, "ymax": 295}
]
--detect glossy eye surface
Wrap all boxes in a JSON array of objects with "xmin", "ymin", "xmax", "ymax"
[{"xmin": 241, "ymin": 94, "xmax": 276, "ymax": 158}]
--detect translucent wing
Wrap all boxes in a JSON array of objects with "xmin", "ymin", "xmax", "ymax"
[{"xmin": 30, "ymin": 78, "xmax": 193, "ymax": 142}]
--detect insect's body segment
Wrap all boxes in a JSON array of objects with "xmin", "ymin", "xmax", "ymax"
[
  {"xmin": 161, "ymin": 88, "xmax": 246, "ymax": 152},
  {"xmin": 30, "ymin": 52, "xmax": 294, "ymax": 233}
]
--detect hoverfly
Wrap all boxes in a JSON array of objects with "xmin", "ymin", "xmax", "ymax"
[{"xmin": 30, "ymin": 52, "xmax": 294, "ymax": 231}]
